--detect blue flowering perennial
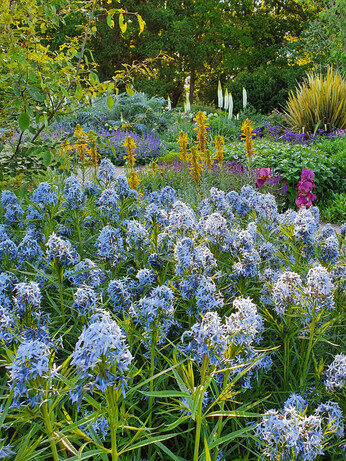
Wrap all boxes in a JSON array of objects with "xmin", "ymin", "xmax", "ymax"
[
  {"xmin": 200, "ymin": 212, "xmax": 233, "ymax": 250},
  {"xmin": 95, "ymin": 225, "xmax": 124, "ymax": 265},
  {"xmin": 273, "ymin": 271, "xmax": 303, "ymax": 316},
  {"xmin": 233, "ymin": 250, "xmax": 260, "ymax": 279},
  {"xmin": 46, "ymin": 233, "xmax": 80, "ymax": 267},
  {"xmin": 0, "ymin": 225, "xmax": 10, "ymax": 242},
  {"xmin": 125, "ymin": 220, "xmax": 149, "ymax": 250},
  {"xmin": 31, "ymin": 182, "xmax": 58, "ymax": 209},
  {"xmin": 107, "ymin": 278, "xmax": 132, "ymax": 312},
  {"xmin": 0, "ymin": 306, "xmax": 17, "ymax": 344},
  {"xmin": 255, "ymin": 394, "xmax": 344, "ymax": 461},
  {"xmin": 64, "ymin": 176, "xmax": 86, "ymax": 210},
  {"xmin": 181, "ymin": 312, "xmax": 228, "ymax": 366},
  {"xmin": 130, "ymin": 285, "xmax": 175, "ymax": 344},
  {"xmin": 174, "ymin": 237, "xmax": 216, "ymax": 276},
  {"xmin": 97, "ymin": 188, "xmax": 120, "ymax": 222},
  {"xmin": 14, "ymin": 281, "xmax": 42, "ymax": 318},
  {"xmin": 9, "ymin": 339, "xmax": 52, "ymax": 406},
  {"xmin": 66, "ymin": 258, "xmax": 106, "ymax": 288},
  {"xmin": 70, "ymin": 310, "xmax": 133, "ymax": 392},
  {"xmin": 341, "ymin": 223, "xmax": 346, "ymax": 238},
  {"xmin": 226, "ymin": 297, "xmax": 264, "ymax": 346},
  {"xmin": 199, "ymin": 187, "xmax": 233, "ymax": 219},
  {"xmin": 293, "ymin": 208, "xmax": 318, "ymax": 249},
  {"xmin": 97, "ymin": 158, "xmax": 117, "ymax": 185},
  {"xmin": 136, "ymin": 268, "xmax": 157, "ymax": 287},
  {"xmin": 144, "ymin": 203, "xmax": 168, "ymax": 228},
  {"xmin": 305, "ymin": 265, "xmax": 335, "ymax": 311},
  {"xmin": 1, "ymin": 190, "xmax": 17, "ymax": 207},
  {"xmin": 226, "ymin": 190, "xmax": 251, "ymax": 216},
  {"xmin": 319, "ymin": 234, "xmax": 339, "ymax": 264},
  {"xmin": 114, "ymin": 174, "xmax": 138, "ymax": 199},
  {"xmin": 17, "ymin": 232, "xmax": 43, "ymax": 267},
  {"xmin": 0, "ymin": 441, "xmax": 16, "ymax": 459},
  {"xmin": 194, "ymin": 275, "xmax": 224, "ymax": 315},
  {"xmin": 168, "ymin": 201, "xmax": 197, "ymax": 236},
  {"xmin": 0, "ymin": 239, "xmax": 17, "ymax": 265},
  {"xmin": 254, "ymin": 193, "xmax": 278, "ymax": 224},
  {"xmin": 84, "ymin": 180, "xmax": 102, "ymax": 197},
  {"xmin": 155, "ymin": 186, "xmax": 177, "ymax": 209},
  {"xmin": 73, "ymin": 286, "xmax": 99, "ymax": 316},
  {"xmin": 82, "ymin": 414, "xmax": 109, "ymax": 440},
  {"xmin": 324, "ymin": 354, "xmax": 346, "ymax": 390}
]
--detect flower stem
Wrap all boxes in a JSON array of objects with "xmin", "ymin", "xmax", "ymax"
[
  {"xmin": 193, "ymin": 394, "xmax": 203, "ymax": 461},
  {"xmin": 107, "ymin": 388, "xmax": 119, "ymax": 461},
  {"xmin": 41, "ymin": 402, "xmax": 59, "ymax": 461}
]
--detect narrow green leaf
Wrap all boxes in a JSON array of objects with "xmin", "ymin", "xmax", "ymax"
[
  {"xmin": 139, "ymin": 390, "xmax": 190, "ymax": 398},
  {"xmin": 107, "ymin": 15, "xmax": 114, "ymax": 28},
  {"xmin": 119, "ymin": 433, "xmax": 178, "ymax": 454},
  {"xmin": 204, "ymin": 438, "xmax": 212, "ymax": 461},
  {"xmin": 156, "ymin": 441, "xmax": 186, "ymax": 461}
]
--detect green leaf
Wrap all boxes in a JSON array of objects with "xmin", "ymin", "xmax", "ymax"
[
  {"xmin": 139, "ymin": 390, "xmax": 191, "ymax": 398},
  {"xmin": 18, "ymin": 112, "xmax": 30, "ymax": 132},
  {"xmin": 155, "ymin": 442, "xmax": 186, "ymax": 461},
  {"xmin": 125, "ymin": 84, "xmax": 133, "ymax": 97},
  {"xmin": 66, "ymin": 449, "xmax": 107, "ymax": 460},
  {"xmin": 28, "ymin": 85, "xmax": 46, "ymax": 102},
  {"xmin": 204, "ymin": 438, "xmax": 212, "ymax": 461},
  {"xmin": 208, "ymin": 426, "xmax": 252, "ymax": 449},
  {"xmin": 119, "ymin": 433, "xmax": 178, "ymax": 454},
  {"xmin": 43, "ymin": 151, "xmax": 51, "ymax": 167},
  {"xmin": 106, "ymin": 95, "xmax": 114, "ymax": 110},
  {"xmin": 107, "ymin": 15, "xmax": 114, "ymax": 28},
  {"xmin": 119, "ymin": 13, "xmax": 127, "ymax": 33}
]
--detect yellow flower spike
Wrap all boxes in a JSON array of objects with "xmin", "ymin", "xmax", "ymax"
[
  {"xmin": 205, "ymin": 149, "xmax": 213, "ymax": 173},
  {"xmin": 214, "ymin": 135, "xmax": 225, "ymax": 169},
  {"xmin": 241, "ymin": 119, "xmax": 257, "ymax": 158},
  {"xmin": 150, "ymin": 160, "xmax": 158, "ymax": 176},
  {"xmin": 72, "ymin": 124, "xmax": 89, "ymax": 163},
  {"xmin": 127, "ymin": 170, "xmax": 140, "ymax": 191},
  {"xmin": 194, "ymin": 111, "xmax": 209, "ymax": 156},
  {"xmin": 87, "ymin": 131, "xmax": 100, "ymax": 168},
  {"xmin": 123, "ymin": 135, "xmax": 137, "ymax": 169},
  {"xmin": 189, "ymin": 146, "xmax": 204, "ymax": 186},
  {"xmin": 177, "ymin": 131, "xmax": 189, "ymax": 164}
]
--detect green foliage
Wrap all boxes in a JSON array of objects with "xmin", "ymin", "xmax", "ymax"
[
  {"xmin": 321, "ymin": 192, "xmax": 346, "ymax": 224},
  {"xmin": 284, "ymin": 67, "xmax": 346, "ymax": 133},
  {"xmin": 225, "ymin": 66, "xmax": 308, "ymax": 114},
  {"xmin": 70, "ymin": 91, "xmax": 172, "ymax": 135},
  {"xmin": 225, "ymin": 138, "xmax": 346, "ymax": 209}
]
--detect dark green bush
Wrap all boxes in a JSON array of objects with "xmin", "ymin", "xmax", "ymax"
[{"xmin": 226, "ymin": 65, "xmax": 307, "ymax": 114}]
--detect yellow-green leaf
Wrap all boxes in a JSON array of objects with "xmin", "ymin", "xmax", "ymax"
[
  {"xmin": 106, "ymin": 95, "xmax": 114, "ymax": 110},
  {"xmin": 119, "ymin": 13, "xmax": 127, "ymax": 33},
  {"xmin": 137, "ymin": 14, "xmax": 145, "ymax": 34}
]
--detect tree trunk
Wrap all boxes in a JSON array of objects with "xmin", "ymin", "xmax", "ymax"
[{"xmin": 189, "ymin": 67, "xmax": 195, "ymax": 105}]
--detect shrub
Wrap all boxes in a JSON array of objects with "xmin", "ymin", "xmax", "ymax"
[{"xmin": 284, "ymin": 66, "xmax": 346, "ymax": 134}]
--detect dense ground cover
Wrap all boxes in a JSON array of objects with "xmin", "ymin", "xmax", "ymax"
[{"xmin": 0, "ymin": 157, "xmax": 345, "ymax": 460}]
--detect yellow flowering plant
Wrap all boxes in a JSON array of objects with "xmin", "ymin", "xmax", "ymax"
[{"xmin": 214, "ymin": 135, "xmax": 225, "ymax": 169}]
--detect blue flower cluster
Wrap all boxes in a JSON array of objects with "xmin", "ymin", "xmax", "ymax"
[{"xmin": 255, "ymin": 394, "xmax": 344, "ymax": 461}]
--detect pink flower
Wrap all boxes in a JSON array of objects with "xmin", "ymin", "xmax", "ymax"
[
  {"xmin": 256, "ymin": 168, "xmax": 271, "ymax": 188},
  {"xmin": 301, "ymin": 168, "xmax": 314, "ymax": 181}
]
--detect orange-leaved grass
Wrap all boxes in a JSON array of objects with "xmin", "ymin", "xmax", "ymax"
[
  {"xmin": 241, "ymin": 119, "xmax": 257, "ymax": 159},
  {"xmin": 194, "ymin": 111, "xmax": 209, "ymax": 156},
  {"xmin": 214, "ymin": 135, "xmax": 224, "ymax": 169},
  {"xmin": 177, "ymin": 131, "xmax": 189, "ymax": 164}
]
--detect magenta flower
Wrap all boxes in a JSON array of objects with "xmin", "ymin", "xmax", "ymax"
[
  {"xmin": 301, "ymin": 168, "xmax": 315, "ymax": 181},
  {"xmin": 256, "ymin": 168, "xmax": 272, "ymax": 188},
  {"xmin": 296, "ymin": 169, "xmax": 316, "ymax": 209}
]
